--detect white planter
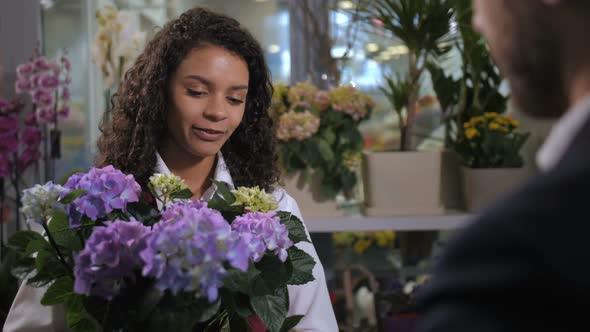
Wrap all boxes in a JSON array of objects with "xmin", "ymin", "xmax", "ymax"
[
  {"xmin": 281, "ymin": 171, "xmax": 344, "ymax": 219},
  {"xmin": 362, "ymin": 151, "xmax": 461, "ymax": 216},
  {"xmin": 462, "ymin": 167, "xmax": 530, "ymax": 212}
]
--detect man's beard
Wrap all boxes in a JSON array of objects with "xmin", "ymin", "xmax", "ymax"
[{"xmin": 497, "ymin": 12, "xmax": 568, "ymax": 118}]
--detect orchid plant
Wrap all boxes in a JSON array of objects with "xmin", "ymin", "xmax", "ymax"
[
  {"xmin": 92, "ymin": 3, "xmax": 146, "ymax": 121},
  {"xmin": 1, "ymin": 52, "xmax": 72, "ymax": 320},
  {"xmin": 1, "ymin": 50, "xmax": 71, "ymax": 230}
]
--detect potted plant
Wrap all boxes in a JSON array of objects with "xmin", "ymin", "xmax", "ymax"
[
  {"xmin": 352, "ymin": 0, "xmax": 458, "ymax": 216},
  {"xmin": 427, "ymin": 0, "xmax": 530, "ymax": 211},
  {"xmin": 457, "ymin": 113, "xmax": 530, "ymax": 211},
  {"xmin": 271, "ymin": 82, "xmax": 374, "ymax": 217}
]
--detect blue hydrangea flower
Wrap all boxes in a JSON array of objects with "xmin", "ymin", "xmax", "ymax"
[
  {"xmin": 64, "ymin": 166, "xmax": 142, "ymax": 227},
  {"xmin": 231, "ymin": 211, "xmax": 294, "ymax": 262},
  {"xmin": 73, "ymin": 219, "xmax": 151, "ymax": 299},
  {"xmin": 140, "ymin": 202, "xmax": 249, "ymax": 302},
  {"xmin": 21, "ymin": 181, "xmax": 69, "ymax": 225}
]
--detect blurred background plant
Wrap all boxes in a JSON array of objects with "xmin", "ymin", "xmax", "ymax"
[
  {"xmin": 272, "ymin": 82, "xmax": 374, "ymax": 199},
  {"xmin": 333, "ymin": 230, "xmax": 396, "ymax": 254},
  {"xmin": 455, "ymin": 112, "xmax": 530, "ymax": 168},
  {"xmin": 91, "ymin": 3, "xmax": 145, "ymax": 122},
  {"xmin": 353, "ymin": 0, "xmax": 455, "ymax": 151},
  {"xmin": 427, "ymin": 0, "xmax": 509, "ymax": 150}
]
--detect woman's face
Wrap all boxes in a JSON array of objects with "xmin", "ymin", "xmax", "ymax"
[{"xmin": 166, "ymin": 44, "xmax": 249, "ymax": 159}]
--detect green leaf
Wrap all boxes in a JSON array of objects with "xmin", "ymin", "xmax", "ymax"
[
  {"xmin": 287, "ymin": 247, "xmax": 316, "ymax": 285},
  {"xmin": 127, "ymin": 202, "xmax": 161, "ymax": 227},
  {"xmin": 251, "ymin": 286, "xmax": 289, "ymax": 332},
  {"xmin": 136, "ymin": 286, "xmax": 164, "ymax": 321},
  {"xmin": 196, "ymin": 297, "xmax": 222, "ymax": 323},
  {"xmin": 8, "ymin": 231, "xmax": 46, "ymax": 253},
  {"xmin": 11, "ymin": 257, "xmax": 35, "ymax": 279},
  {"xmin": 231, "ymin": 293, "xmax": 254, "ymax": 318},
  {"xmin": 277, "ymin": 211, "xmax": 310, "ymax": 243},
  {"xmin": 25, "ymin": 238, "xmax": 51, "ymax": 256},
  {"xmin": 280, "ymin": 315, "xmax": 304, "ymax": 332},
  {"xmin": 317, "ymin": 138, "xmax": 335, "ymax": 162},
  {"xmin": 323, "ymin": 128, "xmax": 336, "ymax": 145},
  {"xmin": 28, "ymin": 251, "xmax": 69, "ymax": 287},
  {"xmin": 212, "ymin": 180, "xmax": 236, "ymax": 205},
  {"xmin": 60, "ymin": 189, "xmax": 87, "ymax": 204},
  {"xmin": 171, "ymin": 188, "xmax": 193, "ymax": 200},
  {"xmin": 41, "ymin": 277, "xmax": 74, "ymax": 305},
  {"xmin": 223, "ymin": 266, "xmax": 259, "ymax": 293},
  {"xmin": 252, "ymin": 255, "xmax": 291, "ymax": 296},
  {"xmin": 65, "ymin": 296, "xmax": 97, "ymax": 332},
  {"xmin": 145, "ymin": 292, "xmax": 218, "ymax": 331},
  {"xmin": 48, "ymin": 210, "xmax": 82, "ymax": 251},
  {"xmin": 219, "ymin": 314, "xmax": 230, "ymax": 332},
  {"xmin": 35, "ymin": 250, "xmax": 55, "ymax": 271}
]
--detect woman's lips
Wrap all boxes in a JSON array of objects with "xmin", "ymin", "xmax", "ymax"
[{"xmin": 192, "ymin": 126, "xmax": 226, "ymax": 141}]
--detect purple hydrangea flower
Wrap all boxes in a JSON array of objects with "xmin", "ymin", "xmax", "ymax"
[
  {"xmin": 232, "ymin": 211, "xmax": 294, "ymax": 262},
  {"xmin": 73, "ymin": 219, "xmax": 151, "ymax": 299},
  {"xmin": 140, "ymin": 202, "xmax": 249, "ymax": 302},
  {"xmin": 64, "ymin": 166, "xmax": 141, "ymax": 227}
]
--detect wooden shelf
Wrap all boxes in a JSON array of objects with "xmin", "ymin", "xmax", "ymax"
[{"xmin": 306, "ymin": 212, "xmax": 473, "ymax": 233}]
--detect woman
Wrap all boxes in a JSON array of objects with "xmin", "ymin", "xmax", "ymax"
[{"xmin": 4, "ymin": 7, "xmax": 337, "ymax": 332}]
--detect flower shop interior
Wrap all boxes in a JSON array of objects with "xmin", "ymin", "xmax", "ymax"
[{"xmin": 0, "ymin": 1, "xmax": 557, "ymax": 331}]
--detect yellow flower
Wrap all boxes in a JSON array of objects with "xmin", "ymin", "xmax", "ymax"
[
  {"xmin": 353, "ymin": 238, "xmax": 373, "ymax": 254},
  {"xmin": 333, "ymin": 232, "xmax": 356, "ymax": 247},
  {"xmin": 469, "ymin": 116, "xmax": 485, "ymax": 126},
  {"xmin": 374, "ymin": 231, "xmax": 395, "ymax": 248},
  {"xmin": 463, "ymin": 122, "xmax": 472, "ymax": 129},
  {"xmin": 494, "ymin": 116, "xmax": 510, "ymax": 125},
  {"xmin": 231, "ymin": 186, "xmax": 279, "ymax": 213},
  {"xmin": 342, "ymin": 151, "xmax": 362, "ymax": 172},
  {"xmin": 489, "ymin": 122, "xmax": 501, "ymax": 130},
  {"xmin": 511, "ymin": 119, "xmax": 520, "ymax": 127},
  {"xmin": 484, "ymin": 112, "xmax": 498, "ymax": 118},
  {"xmin": 465, "ymin": 128, "xmax": 479, "ymax": 139}
]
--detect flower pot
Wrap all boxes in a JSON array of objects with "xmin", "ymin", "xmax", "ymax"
[
  {"xmin": 362, "ymin": 151, "xmax": 461, "ymax": 216},
  {"xmin": 461, "ymin": 167, "xmax": 530, "ymax": 212},
  {"xmin": 281, "ymin": 171, "xmax": 344, "ymax": 218}
]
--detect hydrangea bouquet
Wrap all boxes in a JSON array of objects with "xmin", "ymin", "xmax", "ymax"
[{"xmin": 8, "ymin": 166, "xmax": 315, "ymax": 332}]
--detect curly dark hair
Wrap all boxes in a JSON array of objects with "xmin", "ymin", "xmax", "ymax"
[{"xmin": 97, "ymin": 7, "xmax": 279, "ymax": 191}]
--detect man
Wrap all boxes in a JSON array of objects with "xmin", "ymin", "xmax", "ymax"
[{"xmin": 418, "ymin": 1, "xmax": 590, "ymax": 331}]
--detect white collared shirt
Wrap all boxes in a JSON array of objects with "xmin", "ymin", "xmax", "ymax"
[
  {"xmin": 536, "ymin": 96, "xmax": 590, "ymax": 172},
  {"xmin": 4, "ymin": 154, "xmax": 338, "ymax": 332}
]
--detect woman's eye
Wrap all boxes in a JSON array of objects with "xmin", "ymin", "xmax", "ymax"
[
  {"xmin": 227, "ymin": 97, "xmax": 244, "ymax": 105},
  {"xmin": 187, "ymin": 89, "xmax": 207, "ymax": 97}
]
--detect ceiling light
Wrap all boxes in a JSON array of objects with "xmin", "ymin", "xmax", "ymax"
[{"xmin": 338, "ymin": 1, "xmax": 355, "ymax": 10}]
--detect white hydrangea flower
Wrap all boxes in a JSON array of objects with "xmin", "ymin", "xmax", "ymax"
[
  {"xmin": 21, "ymin": 181, "xmax": 69, "ymax": 224},
  {"xmin": 149, "ymin": 173, "xmax": 190, "ymax": 206},
  {"xmin": 231, "ymin": 186, "xmax": 279, "ymax": 213}
]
